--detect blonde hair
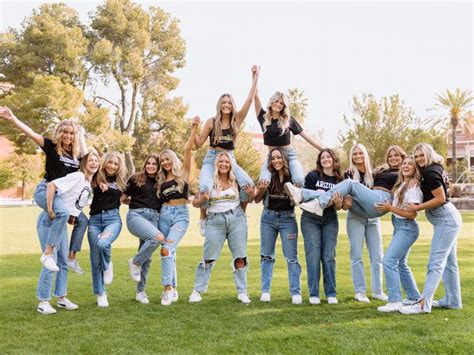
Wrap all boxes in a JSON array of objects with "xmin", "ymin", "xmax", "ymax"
[
  {"xmin": 263, "ymin": 91, "xmax": 291, "ymax": 135},
  {"xmin": 52, "ymin": 119, "xmax": 80, "ymax": 159},
  {"xmin": 392, "ymin": 156, "xmax": 421, "ymax": 208},
  {"xmin": 213, "ymin": 151, "xmax": 238, "ymax": 195},
  {"xmin": 156, "ymin": 149, "xmax": 185, "ymax": 197},
  {"xmin": 413, "ymin": 143, "xmax": 444, "ymax": 166},
  {"xmin": 95, "ymin": 152, "xmax": 127, "ymax": 191},
  {"xmin": 375, "ymin": 145, "xmax": 407, "ymax": 173},
  {"xmin": 212, "ymin": 94, "xmax": 238, "ymax": 146},
  {"xmin": 348, "ymin": 143, "xmax": 374, "ymax": 188}
]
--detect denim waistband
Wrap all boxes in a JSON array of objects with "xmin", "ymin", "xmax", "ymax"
[
  {"xmin": 129, "ymin": 207, "xmax": 159, "ymax": 215},
  {"xmin": 263, "ymin": 207, "xmax": 295, "ymax": 217},
  {"xmin": 91, "ymin": 208, "xmax": 120, "ymax": 216},
  {"xmin": 207, "ymin": 206, "xmax": 243, "ymax": 216},
  {"xmin": 160, "ymin": 204, "xmax": 188, "ymax": 212},
  {"xmin": 426, "ymin": 201, "xmax": 453, "ymax": 213}
]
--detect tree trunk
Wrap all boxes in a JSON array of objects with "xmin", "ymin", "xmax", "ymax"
[
  {"xmin": 452, "ymin": 122, "xmax": 457, "ymax": 182},
  {"xmin": 21, "ymin": 178, "xmax": 25, "ymax": 200},
  {"xmin": 125, "ymin": 150, "xmax": 135, "ymax": 176}
]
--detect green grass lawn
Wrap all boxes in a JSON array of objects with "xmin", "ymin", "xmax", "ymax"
[{"xmin": 0, "ymin": 206, "xmax": 473, "ymax": 353}]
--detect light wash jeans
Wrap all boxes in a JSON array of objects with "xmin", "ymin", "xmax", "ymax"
[
  {"xmin": 87, "ymin": 209, "xmax": 122, "ymax": 296},
  {"xmin": 158, "ymin": 205, "xmax": 189, "ymax": 287},
  {"xmin": 421, "ymin": 202, "xmax": 462, "ymax": 312},
  {"xmin": 36, "ymin": 211, "xmax": 68, "ymax": 300},
  {"xmin": 260, "ymin": 208, "xmax": 301, "ymax": 296},
  {"xmin": 301, "ymin": 211, "xmax": 339, "ymax": 298},
  {"xmin": 34, "ymin": 179, "xmax": 88, "ymax": 252},
  {"xmin": 126, "ymin": 208, "xmax": 161, "ymax": 293},
  {"xmin": 347, "ymin": 211, "xmax": 384, "ymax": 295},
  {"xmin": 193, "ymin": 207, "xmax": 248, "ymax": 294},
  {"xmin": 259, "ymin": 147, "xmax": 304, "ymax": 186},
  {"xmin": 383, "ymin": 215, "xmax": 421, "ymax": 303},
  {"xmin": 199, "ymin": 149, "xmax": 253, "ymax": 194}
]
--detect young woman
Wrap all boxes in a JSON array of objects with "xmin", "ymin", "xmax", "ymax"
[
  {"xmin": 254, "ymin": 147, "xmax": 302, "ymax": 304},
  {"xmin": 122, "ymin": 154, "xmax": 166, "ymax": 305},
  {"xmin": 194, "ymin": 67, "xmax": 259, "ymax": 234},
  {"xmin": 375, "ymin": 156, "xmax": 422, "ymax": 312},
  {"xmin": 254, "ymin": 89, "xmax": 323, "ymax": 186},
  {"xmin": 156, "ymin": 117, "xmax": 199, "ymax": 306},
  {"xmin": 189, "ymin": 151, "xmax": 254, "ymax": 304},
  {"xmin": 300, "ymin": 148, "xmax": 343, "ymax": 305},
  {"xmin": 0, "ymin": 106, "xmax": 88, "ymax": 274},
  {"xmin": 285, "ymin": 144, "xmax": 407, "ymax": 302},
  {"xmin": 87, "ymin": 152, "xmax": 127, "ymax": 307},
  {"xmin": 36, "ymin": 151, "xmax": 99, "ymax": 314},
  {"xmin": 400, "ymin": 143, "xmax": 462, "ymax": 314}
]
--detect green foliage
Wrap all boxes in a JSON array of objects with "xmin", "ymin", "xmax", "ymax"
[
  {"xmin": 234, "ymin": 131, "xmax": 261, "ymax": 182},
  {"xmin": 0, "ymin": 154, "xmax": 43, "ymax": 197},
  {"xmin": 338, "ymin": 94, "xmax": 446, "ymax": 166},
  {"xmin": 288, "ymin": 88, "xmax": 308, "ymax": 125}
]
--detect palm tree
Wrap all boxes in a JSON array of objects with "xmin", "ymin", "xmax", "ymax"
[{"xmin": 433, "ymin": 88, "xmax": 473, "ymax": 181}]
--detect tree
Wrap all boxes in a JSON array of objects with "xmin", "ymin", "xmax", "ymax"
[
  {"xmin": 0, "ymin": 153, "xmax": 43, "ymax": 199},
  {"xmin": 431, "ymin": 88, "xmax": 473, "ymax": 181},
  {"xmin": 288, "ymin": 88, "xmax": 308, "ymax": 125},
  {"xmin": 339, "ymin": 94, "xmax": 446, "ymax": 167}
]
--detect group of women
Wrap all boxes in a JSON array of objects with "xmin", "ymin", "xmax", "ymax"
[{"xmin": 0, "ymin": 65, "xmax": 463, "ymax": 316}]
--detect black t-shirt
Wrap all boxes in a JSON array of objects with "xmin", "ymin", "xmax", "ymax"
[
  {"xmin": 209, "ymin": 127, "xmax": 235, "ymax": 150},
  {"xmin": 421, "ymin": 164, "xmax": 448, "ymax": 203},
  {"xmin": 90, "ymin": 177, "xmax": 122, "ymax": 215},
  {"xmin": 257, "ymin": 109, "xmax": 303, "ymax": 146},
  {"xmin": 160, "ymin": 180, "xmax": 189, "ymax": 203},
  {"xmin": 266, "ymin": 175, "xmax": 293, "ymax": 211},
  {"xmin": 41, "ymin": 137, "xmax": 80, "ymax": 181},
  {"xmin": 125, "ymin": 175, "xmax": 161, "ymax": 211},
  {"xmin": 305, "ymin": 171, "xmax": 338, "ymax": 217},
  {"xmin": 374, "ymin": 168, "xmax": 399, "ymax": 190}
]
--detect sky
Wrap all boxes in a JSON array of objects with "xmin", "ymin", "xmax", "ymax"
[{"xmin": 1, "ymin": 0, "xmax": 472, "ymax": 146}]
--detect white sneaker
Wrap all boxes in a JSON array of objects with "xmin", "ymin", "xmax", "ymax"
[
  {"xmin": 284, "ymin": 182, "xmax": 302, "ymax": 205},
  {"xmin": 328, "ymin": 297, "xmax": 338, "ymax": 305},
  {"xmin": 260, "ymin": 292, "xmax": 271, "ymax": 302},
  {"xmin": 128, "ymin": 259, "xmax": 141, "ymax": 282},
  {"xmin": 402, "ymin": 298, "xmax": 418, "ymax": 306},
  {"xmin": 161, "ymin": 290, "xmax": 174, "ymax": 306},
  {"xmin": 189, "ymin": 290, "xmax": 202, "ymax": 303},
  {"xmin": 199, "ymin": 220, "xmax": 206, "ymax": 236},
  {"xmin": 97, "ymin": 294, "xmax": 109, "ymax": 308},
  {"xmin": 103, "ymin": 261, "xmax": 113, "ymax": 285},
  {"xmin": 172, "ymin": 289, "xmax": 179, "ymax": 303},
  {"xmin": 432, "ymin": 300, "xmax": 445, "ymax": 308},
  {"xmin": 300, "ymin": 200, "xmax": 324, "ymax": 216},
  {"xmin": 292, "ymin": 294, "xmax": 303, "ymax": 305},
  {"xmin": 372, "ymin": 292, "xmax": 389, "ymax": 302},
  {"xmin": 377, "ymin": 302, "xmax": 402, "ymax": 312},
  {"xmin": 56, "ymin": 297, "xmax": 78, "ymax": 310},
  {"xmin": 309, "ymin": 297, "xmax": 321, "ymax": 305},
  {"xmin": 40, "ymin": 254, "xmax": 59, "ymax": 272},
  {"xmin": 37, "ymin": 300, "xmax": 56, "ymax": 315},
  {"xmin": 399, "ymin": 302, "xmax": 426, "ymax": 315},
  {"xmin": 135, "ymin": 291, "xmax": 150, "ymax": 304},
  {"xmin": 237, "ymin": 293, "xmax": 251, "ymax": 304},
  {"xmin": 67, "ymin": 259, "xmax": 85, "ymax": 275},
  {"xmin": 355, "ymin": 293, "xmax": 370, "ymax": 303}
]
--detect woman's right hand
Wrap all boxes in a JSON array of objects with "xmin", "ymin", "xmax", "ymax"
[
  {"xmin": 47, "ymin": 209, "xmax": 56, "ymax": 220},
  {"xmin": 257, "ymin": 180, "xmax": 269, "ymax": 192},
  {"xmin": 99, "ymin": 181, "xmax": 108, "ymax": 192},
  {"xmin": 0, "ymin": 106, "xmax": 16, "ymax": 122}
]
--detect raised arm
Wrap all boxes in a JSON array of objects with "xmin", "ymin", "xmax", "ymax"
[
  {"xmin": 194, "ymin": 118, "xmax": 213, "ymax": 149},
  {"xmin": 254, "ymin": 88, "xmax": 263, "ymax": 116},
  {"xmin": 181, "ymin": 116, "xmax": 201, "ymax": 181},
  {"xmin": 0, "ymin": 106, "xmax": 44, "ymax": 147},
  {"xmin": 235, "ymin": 65, "xmax": 260, "ymax": 128},
  {"xmin": 76, "ymin": 124, "xmax": 88, "ymax": 157},
  {"xmin": 299, "ymin": 131, "xmax": 324, "ymax": 151}
]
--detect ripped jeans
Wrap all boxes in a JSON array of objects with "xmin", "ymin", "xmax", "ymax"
[
  {"xmin": 260, "ymin": 208, "xmax": 301, "ymax": 296},
  {"xmin": 158, "ymin": 205, "xmax": 189, "ymax": 287},
  {"xmin": 193, "ymin": 207, "xmax": 248, "ymax": 294}
]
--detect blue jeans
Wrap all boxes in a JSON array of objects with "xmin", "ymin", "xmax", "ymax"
[
  {"xmin": 314, "ymin": 179, "xmax": 392, "ymax": 219},
  {"xmin": 347, "ymin": 211, "xmax": 384, "ymax": 295},
  {"xmin": 34, "ymin": 180, "xmax": 88, "ymax": 252},
  {"xmin": 383, "ymin": 216, "xmax": 421, "ymax": 303},
  {"xmin": 199, "ymin": 149, "xmax": 253, "ymax": 194},
  {"xmin": 126, "ymin": 208, "xmax": 161, "ymax": 292},
  {"xmin": 260, "ymin": 208, "xmax": 301, "ymax": 296},
  {"xmin": 193, "ymin": 207, "xmax": 248, "ymax": 294},
  {"xmin": 301, "ymin": 211, "xmax": 339, "ymax": 298},
  {"xmin": 158, "ymin": 205, "xmax": 190, "ymax": 287},
  {"xmin": 260, "ymin": 147, "xmax": 304, "ymax": 186},
  {"xmin": 421, "ymin": 202, "xmax": 462, "ymax": 312},
  {"xmin": 36, "ymin": 211, "xmax": 68, "ymax": 300},
  {"xmin": 87, "ymin": 209, "xmax": 122, "ymax": 296}
]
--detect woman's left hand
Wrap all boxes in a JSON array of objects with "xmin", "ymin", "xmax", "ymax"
[{"xmin": 375, "ymin": 201, "xmax": 391, "ymax": 212}]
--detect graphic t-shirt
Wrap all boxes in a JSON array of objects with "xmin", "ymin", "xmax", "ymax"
[
  {"xmin": 257, "ymin": 109, "xmax": 303, "ymax": 146},
  {"xmin": 41, "ymin": 137, "xmax": 80, "ymax": 181},
  {"xmin": 52, "ymin": 171, "xmax": 92, "ymax": 217},
  {"xmin": 89, "ymin": 176, "xmax": 122, "ymax": 215},
  {"xmin": 304, "ymin": 171, "xmax": 338, "ymax": 217},
  {"xmin": 208, "ymin": 187, "xmax": 240, "ymax": 213}
]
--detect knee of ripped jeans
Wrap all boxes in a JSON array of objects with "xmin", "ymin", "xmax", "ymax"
[
  {"xmin": 260, "ymin": 255, "xmax": 275, "ymax": 263},
  {"xmin": 199, "ymin": 259, "xmax": 215, "ymax": 269},
  {"xmin": 233, "ymin": 257, "xmax": 247, "ymax": 271},
  {"xmin": 286, "ymin": 257, "xmax": 300, "ymax": 265}
]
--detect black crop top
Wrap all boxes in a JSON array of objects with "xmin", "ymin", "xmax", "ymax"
[
  {"xmin": 209, "ymin": 126, "xmax": 235, "ymax": 150},
  {"xmin": 160, "ymin": 180, "xmax": 189, "ymax": 203},
  {"xmin": 257, "ymin": 109, "xmax": 303, "ymax": 146},
  {"xmin": 420, "ymin": 164, "xmax": 448, "ymax": 203},
  {"xmin": 374, "ymin": 168, "xmax": 399, "ymax": 190}
]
